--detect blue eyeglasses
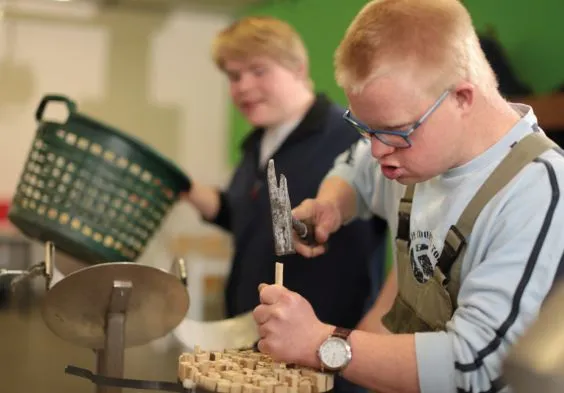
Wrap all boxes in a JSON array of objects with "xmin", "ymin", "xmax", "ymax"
[{"xmin": 343, "ymin": 89, "xmax": 451, "ymax": 148}]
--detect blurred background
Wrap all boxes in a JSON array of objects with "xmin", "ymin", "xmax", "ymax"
[{"xmin": 0, "ymin": 0, "xmax": 562, "ymax": 392}]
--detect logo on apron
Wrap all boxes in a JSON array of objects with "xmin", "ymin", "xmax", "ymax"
[{"xmin": 409, "ymin": 231, "xmax": 441, "ymax": 283}]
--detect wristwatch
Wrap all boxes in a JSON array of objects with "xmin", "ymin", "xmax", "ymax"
[{"xmin": 317, "ymin": 327, "xmax": 353, "ymax": 372}]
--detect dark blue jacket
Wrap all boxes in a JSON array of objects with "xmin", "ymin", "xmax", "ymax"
[{"xmin": 209, "ymin": 93, "xmax": 388, "ymax": 330}]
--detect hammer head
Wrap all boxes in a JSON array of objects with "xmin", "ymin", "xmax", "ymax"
[{"xmin": 267, "ymin": 159, "xmax": 295, "ymax": 256}]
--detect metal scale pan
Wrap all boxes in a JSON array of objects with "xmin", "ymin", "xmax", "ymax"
[{"xmin": 42, "ymin": 261, "xmax": 189, "ymax": 351}]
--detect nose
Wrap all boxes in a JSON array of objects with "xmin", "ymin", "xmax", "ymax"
[{"xmin": 370, "ymin": 136, "xmax": 396, "ymax": 159}]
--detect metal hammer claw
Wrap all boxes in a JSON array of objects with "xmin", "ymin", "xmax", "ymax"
[{"xmin": 267, "ymin": 159, "xmax": 316, "ymax": 256}]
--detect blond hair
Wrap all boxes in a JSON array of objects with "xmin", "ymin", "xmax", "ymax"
[
  {"xmin": 212, "ymin": 16, "xmax": 309, "ymax": 75},
  {"xmin": 334, "ymin": 0, "xmax": 498, "ymax": 95}
]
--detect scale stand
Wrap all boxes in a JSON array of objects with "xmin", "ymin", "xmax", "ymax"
[
  {"xmin": 2, "ymin": 241, "xmax": 191, "ymax": 393},
  {"xmin": 95, "ymin": 280, "xmax": 132, "ymax": 393}
]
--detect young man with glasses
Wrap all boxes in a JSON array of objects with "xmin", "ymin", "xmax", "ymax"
[
  {"xmin": 251, "ymin": 1, "xmax": 564, "ymax": 393},
  {"xmin": 179, "ymin": 16, "xmax": 388, "ymax": 393}
]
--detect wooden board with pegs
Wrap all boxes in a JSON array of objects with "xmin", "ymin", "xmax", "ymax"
[{"xmin": 178, "ymin": 347, "xmax": 334, "ymax": 393}]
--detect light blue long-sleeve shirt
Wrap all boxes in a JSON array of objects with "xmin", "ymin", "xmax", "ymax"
[{"xmin": 327, "ymin": 104, "xmax": 564, "ymax": 393}]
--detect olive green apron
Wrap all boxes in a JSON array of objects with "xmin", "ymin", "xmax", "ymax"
[{"xmin": 382, "ymin": 132, "xmax": 557, "ymax": 333}]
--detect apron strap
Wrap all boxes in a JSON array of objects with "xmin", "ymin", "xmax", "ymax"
[
  {"xmin": 446, "ymin": 132, "xmax": 557, "ymax": 297},
  {"xmin": 437, "ymin": 225, "xmax": 466, "ymax": 275},
  {"xmin": 456, "ymin": 132, "xmax": 557, "ymax": 239},
  {"xmin": 397, "ymin": 184, "xmax": 415, "ymax": 241}
]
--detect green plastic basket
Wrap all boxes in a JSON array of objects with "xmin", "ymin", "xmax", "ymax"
[{"xmin": 8, "ymin": 94, "xmax": 191, "ymax": 264}]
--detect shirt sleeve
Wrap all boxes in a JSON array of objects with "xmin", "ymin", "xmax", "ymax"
[
  {"xmin": 415, "ymin": 158, "xmax": 564, "ymax": 393},
  {"xmin": 323, "ymin": 139, "xmax": 388, "ymax": 220}
]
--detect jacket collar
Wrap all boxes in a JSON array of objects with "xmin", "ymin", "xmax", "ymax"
[{"xmin": 240, "ymin": 93, "xmax": 333, "ymax": 154}]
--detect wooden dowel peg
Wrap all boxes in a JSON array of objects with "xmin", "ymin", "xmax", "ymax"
[{"xmin": 275, "ymin": 262, "xmax": 284, "ymax": 286}]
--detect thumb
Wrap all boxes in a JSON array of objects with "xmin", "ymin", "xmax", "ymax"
[
  {"xmin": 258, "ymin": 284, "xmax": 286, "ymax": 305},
  {"xmin": 292, "ymin": 199, "xmax": 315, "ymax": 222},
  {"xmin": 314, "ymin": 205, "xmax": 341, "ymax": 243},
  {"xmin": 292, "ymin": 200, "xmax": 330, "ymax": 242}
]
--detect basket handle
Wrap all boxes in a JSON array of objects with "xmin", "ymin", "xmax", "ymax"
[{"xmin": 35, "ymin": 95, "xmax": 77, "ymax": 123}]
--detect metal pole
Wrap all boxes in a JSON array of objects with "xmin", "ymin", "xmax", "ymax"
[{"xmin": 95, "ymin": 280, "xmax": 132, "ymax": 393}]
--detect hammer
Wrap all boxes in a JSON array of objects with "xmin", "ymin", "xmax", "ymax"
[{"xmin": 266, "ymin": 159, "xmax": 317, "ymax": 264}]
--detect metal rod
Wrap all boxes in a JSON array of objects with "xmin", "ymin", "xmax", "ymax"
[
  {"xmin": 0, "ymin": 269, "xmax": 27, "ymax": 277},
  {"xmin": 44, "ymin": 241, "xmax": 54, "ymax": 290},
  {"xmin": 96, "ymin": 280, "xmax": 132, "ymax": 393}
]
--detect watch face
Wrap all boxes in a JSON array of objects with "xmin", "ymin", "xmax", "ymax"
[{"xmin": 319, "ymin": 337, "xmax": 352, "ymax": 370}]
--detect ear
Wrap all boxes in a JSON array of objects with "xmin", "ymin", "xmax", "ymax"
[{"xmin": 452, "ymin": 81, "xmax": 475, "ymax": 114}]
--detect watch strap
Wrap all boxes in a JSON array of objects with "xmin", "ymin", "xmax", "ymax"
[{"xmin": 332, "ymin": 327, "xmax": 352, "ymax": 340}]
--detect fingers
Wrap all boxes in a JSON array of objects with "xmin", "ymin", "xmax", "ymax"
[
  {"xmin": 257, "ymin": 338, "xmax": 271, "ymax": 355},
  {"xmin": 293, "ymin": 235, "xmax": 327, "ymax": 258},
  {"xmin": 254, "ymin": 284, "xmax": 291, "ymax": 328},
  {"xmin": 258, "ymin": 284, "xmax": 286, "ymax": 305},
  {"xmin": 253, "ymin": 301, "xmax": 284, "ymax": 358},
  {"xmin": 291, "ymin": 199, "xmax": 340, "ymax": 256},
  {"xmin": 254, "ymin": 290, "xmax": 323, "ymax": 364},
  {"xmin": 292, "ymin": 201, "xmax": 327, "ymax": 257},
  {"xmin": 256, "ymin": 337, "xmax": 281, "ymax": 360},
  {"xmin": 253, "ymin": 299, "xmax": 285, "ymax": 327},
  {"xmin": 291, "ymin": 199, "xmax": 315, "ymax": 222},
  {"xmin": 314, "ymin": 224, "xmax": 332, "ymax": 244},
  {"xmin": 253, "ymin": 304, "xmax": 270, "ymax": 325}
]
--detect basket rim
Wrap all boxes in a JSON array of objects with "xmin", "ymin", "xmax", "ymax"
[{"xmin": 40, "ymin": 113, "xmax": 190, "ymax": 188}]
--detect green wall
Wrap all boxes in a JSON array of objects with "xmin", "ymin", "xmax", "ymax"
[
  {"xmin": 465, "ymin": 0, "xmax": 563, "ymax": 94},
  {"xmin": 228, "ymin": 0, "xmax": 564, "ymax": 164}
]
